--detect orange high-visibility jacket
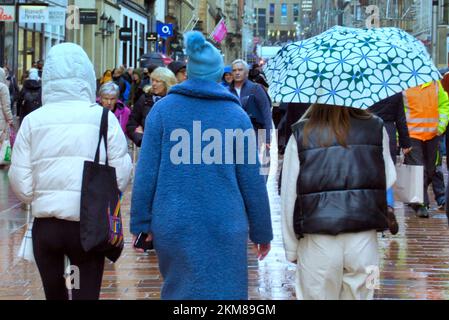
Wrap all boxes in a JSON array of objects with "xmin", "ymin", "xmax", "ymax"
[{"xmin": 403, "ymin": 81, "xmax": 449, "ymax": 141}]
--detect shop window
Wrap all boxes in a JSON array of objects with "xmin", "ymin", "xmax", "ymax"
[
  {"xmin": 134, "ymin": 20, "xmax": 138, "ymax": 68},
  {"xmin": 123, "ymin": 16, "xmax": 128, "ymax": 67},
  {"xmin": 281, "ymin": 3, "xmax": 287, "ymax": 25},
  {"xmin": 18, "ymin": 28, "xmax": 24, "ymax": 83},
  {"xmin": 26, "ymin": 28, "xmax": 34, "ymax": 71},
  {"xmin": 140, "ymin": 23, "xmax": 145, "ymax": 58},
  {"xmin": 269, "ymin": 3, "xmax": 274, "ymax": 24}
]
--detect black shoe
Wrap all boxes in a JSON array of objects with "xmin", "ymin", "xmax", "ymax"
[
  {"xmin": 417, "ymin": 206, "xmax": 430, "ymax": 218},
  {"xmin": 438, "ymin": 203, "xmax": 446, "ymax": 212},
  {"xmin": 387, "ymin": 206, "xmax": 399, "ymax": 235}
]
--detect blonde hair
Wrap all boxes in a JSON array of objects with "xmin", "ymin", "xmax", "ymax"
[{"xmin": 143, "ymin": 67, "xmax": 178, "ymax": 95}]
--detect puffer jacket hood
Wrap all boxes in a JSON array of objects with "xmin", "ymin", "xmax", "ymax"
[
  {"xmin": 0, "ymin": 68, "xmax": 6, "ymax": 85},
  {"xmin": 42, "ymin": 43, "xmax": 96, "ymax": 105}
]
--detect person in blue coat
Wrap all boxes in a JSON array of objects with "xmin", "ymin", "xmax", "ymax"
[{"xmin": 130, "ymin": 31, "xmax": 273, "ymax": 300}]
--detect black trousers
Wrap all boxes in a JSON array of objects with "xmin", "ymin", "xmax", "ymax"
[
  {"xmin": 404, "ymin": 136, "xmax": 440, "ymax": 207},
  {"xmin": 431, "ymin": 142, "xmax": 446, "ymax": 205},
  {"xmin": 32, "ymin": 217, "xmax": 105, "ymax": 300}
]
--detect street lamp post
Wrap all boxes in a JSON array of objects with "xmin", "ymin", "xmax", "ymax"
[
  {"xmin": 95, "ymin": 13, "xmax": 115, "ymax": 75},
  {"xmin": 242, "ymin": 3, "xmax": 256, "ymax": 61}
]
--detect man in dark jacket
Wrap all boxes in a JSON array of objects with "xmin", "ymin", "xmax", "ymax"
[
  {"xmin": 229, "ymin": 59, "xmax": 272, "ymax": 146},
  {"xmin": 369, "ymin": 92, "xmax": 411, "ymax": 161},
  {"xmin": 369, "ymin": 92, "xmax": 411, "ymax": 227},
  {"xmin": 17, "ymin": 68, "xmax": 42, "ymax": 123}
]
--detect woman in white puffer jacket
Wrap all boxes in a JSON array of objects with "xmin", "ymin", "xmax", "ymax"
[
  {"xmin": 8, "ymin": 43, "xmax": 132, "ymax": 300},
  {"xmin": 0, "ymin": 68, "xmax": 13, "ymax": 143}
]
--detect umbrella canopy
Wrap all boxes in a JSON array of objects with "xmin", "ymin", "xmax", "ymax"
[
  {"xmin": 139, "ymin": 52, "xmax": 173, "ymax": 68},
  {"xmin": 264, "ymin": 26, "xmax": 441, "ymax": 109},
  {"xmin": 439, "ymin": 67, "xmax": 449, "ymax": 76}
]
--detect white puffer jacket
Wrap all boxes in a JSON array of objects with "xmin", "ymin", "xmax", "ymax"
[
  {"xmin": 0, "ymin": 68, "xmax": 13, "ymax": 132},
  {"xmin": 8, "ymin": 43, "xmax": 132, "ymax": 221}
]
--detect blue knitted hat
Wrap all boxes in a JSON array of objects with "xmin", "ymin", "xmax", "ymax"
[{"xmin": 184, "ymin": 31, "xmax": 224, "ymax": 82}]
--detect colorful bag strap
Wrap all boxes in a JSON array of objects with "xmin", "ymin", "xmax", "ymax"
[{"xmin": 0, "ymin": 127, "xmax": 8, "ymax": 146}]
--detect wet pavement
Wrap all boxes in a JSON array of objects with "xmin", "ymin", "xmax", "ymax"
[{"xmin": 1, "ymin": 158, "xmax": 449, "ymax": 300}]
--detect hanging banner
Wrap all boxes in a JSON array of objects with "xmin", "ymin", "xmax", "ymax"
[
  {"xmin": 210, "ymin": 18, "xmax": 228, "ymax": 43},
  {"xmin": 48, "ymin": 7, "xmax": 66, "ymax": 26},
  {"xmin": 0, "ymin": 5, "xmax": 15, "ymax": 22},
  {"xmin": 19, "ymin": 5, "xmax": 49, "ymax": 24}
]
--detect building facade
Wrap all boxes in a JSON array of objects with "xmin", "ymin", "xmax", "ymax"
[
  {"xmin": 250, "ymin": 0, "xmax": 303, "ymax": 46},
  {"xmin": 65, "ymin": 0, "xmax": 153, "ymax": 78},
  {"xmin": 1, "ymin": 0, "xmax": 67, "ymax": 83},
  {"xmin": 2, "ymin": 0, "xmax": 256, "ymax": 81}
]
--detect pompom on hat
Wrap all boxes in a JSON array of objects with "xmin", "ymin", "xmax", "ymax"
[{"xmin": 184, "ymin": 31, "xmax": 224, "ymax": 82}]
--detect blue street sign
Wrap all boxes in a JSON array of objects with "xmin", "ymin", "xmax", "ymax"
[{"xmin": 157, "ymin": 22, "xmax": 174, "ymax": 38}]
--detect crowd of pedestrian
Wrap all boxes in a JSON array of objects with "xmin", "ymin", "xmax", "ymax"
[{"xmin": 1, "ymin": 27, "xmax": 449, "ymax": 302}]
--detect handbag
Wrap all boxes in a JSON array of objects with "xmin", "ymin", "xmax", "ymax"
[
  {"xmin": 0, "ymin": 128, "xmax": 11, "ymax": 165},
  {"xmin": 80, "ymin": 108, "xmax": 124, "ymax": 262},
  {"xmin": 395, "ymin": 159, "xmax": 424, "ymax": 204},
  {"xmin": 17, "ymin": 213, "xmax": 35, "ymax": 262},
  {"xmin": 9, "ymin": 125, "xmax": 16, "ymax": 148}
]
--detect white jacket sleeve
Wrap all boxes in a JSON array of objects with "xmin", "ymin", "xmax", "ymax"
[
  {"xmin": 382, "ymin": 127, "xmax": 396, "ymax": 189},
  {"xmin": 280, "ymin": 135, "xmax": 300, "ymax": 263},
  {"xmin": 8, "ymin": 117, "xmax": 33, "ymax": 203},
  {"xmin": 107, "ymin": 113, "xmax": 132, "ymax": 192},
  {"xmin": 1, "ymin": 85, "xmax": 13, "ymax": 123}
]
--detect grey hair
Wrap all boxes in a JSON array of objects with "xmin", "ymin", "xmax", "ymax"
[
  {"xmin": 231, "ymin": 59, "xmax": 249, "ymax": 73},
  {"xmin": 99, "ymin": 81, "xmax": 120, "ymax": 98}
]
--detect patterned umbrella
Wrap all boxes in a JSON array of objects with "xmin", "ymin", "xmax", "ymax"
[{"xmin": 264, "ymin": 26, "xmax": 441, "ymax": 109}]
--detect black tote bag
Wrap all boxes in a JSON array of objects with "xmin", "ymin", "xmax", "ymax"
[{"xmin": 80, "ymin": 108, "xmax": 124, "ymax": 262}]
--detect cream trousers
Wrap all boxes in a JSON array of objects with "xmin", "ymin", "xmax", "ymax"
[{"xmin": 295, "ymin": 230, "xmax": 379, "ymax": 300}]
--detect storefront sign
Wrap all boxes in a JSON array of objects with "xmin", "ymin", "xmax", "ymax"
[
  {"xmin": 119, "ymin": 27, "xmax": 132, "ymax": 41},
  {"xmin": 0, "ymin": 5, "xmax": 15, "ymax": 22},
  {"xmin": 79, "ymin": 9, "xmax": 98, "ymax": 25},
  {"xmin": 48, "ymin": 7, "xmax": 66, "ymax": 26},
  {"xmin": 157, "ymin": 22, "xmax": 173, "ymax": 38},
  {"xmin": 147, "ymin": 32, "xmax": 158, "ymax": 42},
  {"xmin": 19, "ymin": 5, "xmax": 49, "ymax": 24}
]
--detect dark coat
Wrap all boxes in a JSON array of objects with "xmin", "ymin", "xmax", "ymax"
[
  {"xmin": 368, "ymin": 92, "xmax": 411, "ymax": 162},
  {"xmin": 7, "ymin": 74, "xmax": 19, "ymax": 105},
  {"xmin": 126, "ymin": 92, "xmax": 156, "ymax": 147},
  {"xmin": 292, "ymin": 115, "xmax": 389, "ymax": 236},
  {"xmin": 229, "ymin": 79, "xmax": 272, "ymax": 143},
  {"xmin": 17, "ymin": 79, "xmax": 42, "ymax": 120}
]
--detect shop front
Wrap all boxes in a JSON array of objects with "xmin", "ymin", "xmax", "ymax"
[
  {"xmin": 119, "ymin": 0, "xmax": 148, "ymax": 68},
  {"xmin": 17, "ymin": 1, "xmax": 67, "ymax": 83},
  {"xmin": 0, "ymin": 0, "xmax": 67, "ymax": 84},
  {"xmin": 0, "ymin": 0, "xmax": 16, "ymax": 70}
]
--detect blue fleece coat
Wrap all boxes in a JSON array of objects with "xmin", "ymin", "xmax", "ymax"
[{"xmin": 130, "ymin": 79, "xmax": 273, "ymax": 300}]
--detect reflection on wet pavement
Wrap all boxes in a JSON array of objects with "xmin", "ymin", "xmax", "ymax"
[{"xmin": 1, "ymin": 163, "xmax": 449, "ymax": 300}]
